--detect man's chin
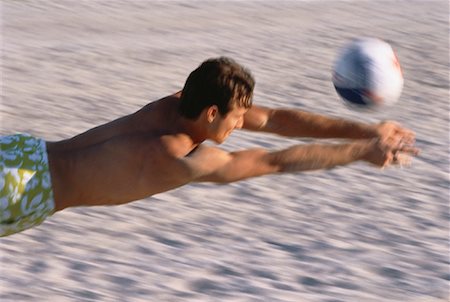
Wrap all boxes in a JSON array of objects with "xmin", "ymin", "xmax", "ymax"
[{"xmin": 211, "ymin": 136, "xmax": 227, "ymax": 145}]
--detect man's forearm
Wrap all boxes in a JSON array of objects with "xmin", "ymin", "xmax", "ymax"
[
  {"xmin": 269, "ymin": 140, "xmax": 371, "ymax": 173},
  {"xmin": 269, "ymin": 109, "xmax": 377, "ymax": 139}
]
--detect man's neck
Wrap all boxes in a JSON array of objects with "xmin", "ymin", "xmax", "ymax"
[{"xmin": 174, "ymin": 116, "xmax": 207, "ymax": 145}]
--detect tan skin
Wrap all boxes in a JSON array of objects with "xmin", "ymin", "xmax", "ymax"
[{"xmin": 47, "ymin": 92, "xmax": 419, "ymax": 212}]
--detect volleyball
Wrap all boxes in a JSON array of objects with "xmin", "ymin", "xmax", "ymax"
[{"xmin": 332, "ymin": 38, "xmax": 404, "ymax": 109}]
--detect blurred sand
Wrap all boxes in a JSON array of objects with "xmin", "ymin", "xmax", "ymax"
[{"xmin": 1, "ymin": 1, "xmax": 449, "ymax": 301}]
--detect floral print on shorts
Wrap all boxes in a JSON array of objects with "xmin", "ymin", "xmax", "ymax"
[{"xmin": 0, "ymin": 134, "xmax": 55, "ymax": 237}]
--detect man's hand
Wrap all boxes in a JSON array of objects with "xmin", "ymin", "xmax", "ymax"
[
  {"xmin": 374, "ymin": 120, "xmax": 416, "ymax": 146},
  {"xmin": 362, "ymin": 137, "xmax": 420, "ymax": 168}
]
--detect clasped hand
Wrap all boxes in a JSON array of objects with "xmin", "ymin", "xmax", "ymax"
[{"xmin": 366, "ymin": 121, "xmax": 420, "ymax": 168}]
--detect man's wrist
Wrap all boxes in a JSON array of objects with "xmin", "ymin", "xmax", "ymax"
[
  {"xmin": 350, "ymin": 140, "xmax": 372, "ymax": 161},
  {"xmin": 355, "ymin": 122, "xmax": 378, "ymax": 139}
]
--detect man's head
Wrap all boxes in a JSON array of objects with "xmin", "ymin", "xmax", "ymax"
[{"xmin": 179, "ymin": 57, "xmax": 255, "ymax": 120}]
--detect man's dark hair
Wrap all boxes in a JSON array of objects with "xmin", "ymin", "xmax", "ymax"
[{"xmin": 179, "ymin": 57, "xmax": 255, "ymax": 119}]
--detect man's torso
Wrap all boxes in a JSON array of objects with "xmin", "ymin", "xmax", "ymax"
[{"xmin": 47, "ymin": 93, "xmax": 198, "ymax": 210}]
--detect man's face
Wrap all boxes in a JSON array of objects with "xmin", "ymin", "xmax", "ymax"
[{"xmin": 209, "ymin": 105, "xmax": 248, "ymax": 144}]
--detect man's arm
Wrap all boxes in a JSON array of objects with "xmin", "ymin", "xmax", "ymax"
[
  {"xmin": 243, "ymin": 105, "xmax": 416, "ymax": 143},
  {"xmin": 184, "ymin": 139, "xmax": 418, "ymax": 184}
]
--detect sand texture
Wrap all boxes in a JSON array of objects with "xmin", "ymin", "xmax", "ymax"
[{"xmin": 1, "ymin": 1, "xmax": 449, "ymax": 301}]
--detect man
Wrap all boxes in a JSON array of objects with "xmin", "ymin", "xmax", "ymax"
[{"xmin": 0, "ymin": 57, "xmax": 418, "ymax": 237}]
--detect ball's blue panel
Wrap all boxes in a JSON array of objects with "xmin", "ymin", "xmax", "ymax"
[{"xmin": 333, "ymin": 86, "xmax": 369, "ymax": 105}]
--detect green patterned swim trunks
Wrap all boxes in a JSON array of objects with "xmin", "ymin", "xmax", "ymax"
[{"xmin": 1, "ymin": 134, "xmax": 55, "ymax": 237}]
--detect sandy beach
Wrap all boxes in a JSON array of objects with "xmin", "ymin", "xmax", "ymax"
[{"xmin": 1, "ymin": 1, "xmax": 449, "ymax": 301}]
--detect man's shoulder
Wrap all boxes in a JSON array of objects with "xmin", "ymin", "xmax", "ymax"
[
  {"xmin": 140, "ymin": 92, "xmax": 181, "ymax": 112},
  {"xmin": 182, "ymin": 144, "xmax": 231, "ymax": 169}
]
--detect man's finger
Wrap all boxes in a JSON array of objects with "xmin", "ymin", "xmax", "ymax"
[
  {"xmin": 394, "ymin": 153, "xmax": 413, "ymax": 167},
  {"xmin": 396, "ymin": 128, "xmax": 416, "ymax": 143},
  {"xmin": 400, "ymin": 133, "xmax": 416, "ymax": 145},
  {"xmin": 394, "ymin": 146, "xmax": 421, "ymax": 156},
  {"xmin": 381, "ymin": 136, "xmax": 408, "ymax": 150}
]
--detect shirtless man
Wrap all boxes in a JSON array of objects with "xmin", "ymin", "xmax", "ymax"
[{"xmin": 0, "ymin": 57, "xmax": 418, "ymax": 236}]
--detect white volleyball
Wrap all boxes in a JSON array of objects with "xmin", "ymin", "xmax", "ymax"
[{"xmin": 332, "ymin": 38, "xmax": 404, "ymax": 109}]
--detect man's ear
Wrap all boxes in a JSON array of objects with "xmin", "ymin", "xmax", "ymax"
[{"xmin": 206, "ymin": 105, "xmax": 219, "ymax": 123}]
